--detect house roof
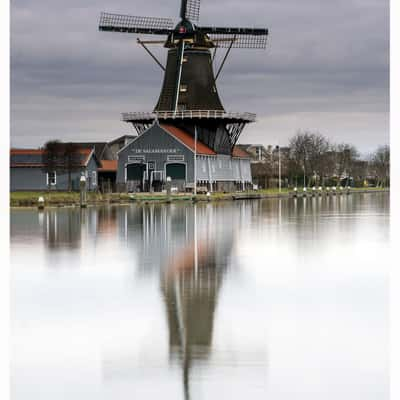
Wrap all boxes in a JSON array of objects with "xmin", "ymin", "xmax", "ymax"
[
  {"xmin": 10, "ymin": 148, "xmax": 94, "ymax": 168},
  {"xmin": 73, "ymin": 142, "xmax": 109, "ymax": 160},
  {"xmin": 232, "ymin": 146, "xmax": 251, "ymax": 158},
  {"xmin": 99, "ymin": 160, "xmax": 118, "ymax": 172},
  {"xmin": 161, "ymin": 125, "xmax": 251, "ymax": 158},
  {"xmin": 160, "ymin": 124, "xmax": 217, "ymax": 156},
  {"xmin": 108, "ymin": 135, "xmax": 137, "ymax": 146}
]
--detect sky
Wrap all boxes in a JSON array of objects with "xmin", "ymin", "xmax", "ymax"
[{"xmin": 10, "ymin": 0, "xmax": 389, "ymax": 153}]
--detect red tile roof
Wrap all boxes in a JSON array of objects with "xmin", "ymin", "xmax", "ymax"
[
  {"xmin": 10, "ymin": 148, "xmax": 92, "ymax": 156},
  {"xmin": 232, "ymin": 146, "xmax": 251, "ymax": 158},
  {"xmin": 10, "ymin": 148, "xmax": 45, "ymax": 155},
  {"xmin": 160, "ymin": 125, "xmax": 216, "ymax": 156},
  {"xmin": 10, "ymin": 147, "xmax": 93, "ymax": 167},
  {"xmin": 99, "ymin": 160, "xmax": 118, "ymax": 172}
]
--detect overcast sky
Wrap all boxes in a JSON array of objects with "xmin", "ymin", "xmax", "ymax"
[{"xmin": 11, "ymin": 0, "xmax": 389, "ymax": 153}]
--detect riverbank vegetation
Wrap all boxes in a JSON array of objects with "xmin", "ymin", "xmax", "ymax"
[{"xmin": 251, "ymin": 130, "xmax": 390, "ymax": 189}]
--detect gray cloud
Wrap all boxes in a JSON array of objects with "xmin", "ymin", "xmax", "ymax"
[{"xmin": 11, "ymin": 0, "xmax": 389, "ymax": 153}]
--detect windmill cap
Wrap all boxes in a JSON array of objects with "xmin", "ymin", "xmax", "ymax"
[{"xmin": 174, "ymin": 19, "xmax": 195, "ymax": 34}]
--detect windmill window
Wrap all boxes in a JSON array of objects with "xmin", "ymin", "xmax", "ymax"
[
  {"xmin": 212, "ymin": 86, "xmax": 217, "ymax": 93},
  {"xmin": 183, "ymin": 56, "xmax": 188, "ymax": 63},
  {"xmin": 180, "ymin": 84, "xmax": 188, "ymax": 93}
]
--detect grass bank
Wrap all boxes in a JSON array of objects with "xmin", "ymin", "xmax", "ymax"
[
  {"xmin": 10, "ymin": 191, "xmax": 132, "ymax": 207},
  {"xmin": 10, "ymin": 187, "xmax": 388, "ymax": 207}
]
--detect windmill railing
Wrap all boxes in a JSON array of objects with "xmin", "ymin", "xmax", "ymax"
[{"xmin": 121, "ymin": 110, "xmax": 257, "ymax": 123}]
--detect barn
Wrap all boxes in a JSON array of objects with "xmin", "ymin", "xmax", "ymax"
[{"xmin": 117, "ymin": 123, "xmax": 252, "ymax": 193}]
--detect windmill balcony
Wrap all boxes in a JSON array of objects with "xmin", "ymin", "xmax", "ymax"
[{"xmin": 121, "ymin": 110, "xmax": 257, "ymax": 123}]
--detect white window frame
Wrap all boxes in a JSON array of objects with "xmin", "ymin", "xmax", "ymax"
[
  {"xmin": 92, "ymin": 170, "xmax": 97, "ymax": 186},
  {"xmin": 128, "ymin": 155, "xmax": 145, "ymax": 163},
  {"xmin": 167, "ymin": 155, "xmax": 185, "ymax": 162},
  {"xmin": 46, "ymin": 171, "xmax": 57, "ymax": 186}
]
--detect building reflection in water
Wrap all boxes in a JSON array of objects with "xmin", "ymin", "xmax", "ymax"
[
  {"xmin": 33, "ymin": 195, "xmax": 388, "ymax": 397},
  {"xmin": 42, "ymin": 209, "xmax": 83, "ymax": 250}
]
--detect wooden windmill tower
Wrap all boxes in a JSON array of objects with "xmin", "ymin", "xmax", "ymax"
[{"xmin": 99, "ymin": 0, "xmax": 268, "ymax": 155}]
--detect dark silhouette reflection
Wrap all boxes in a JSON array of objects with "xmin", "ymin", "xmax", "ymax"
[
  {"xmin": 43, "ymin": 209, "xmax": 82, "ymax": 250},
  {"xmin": 160, "ymin": 205, "xmax": 235, "ymax": 399},
  {"xmin": 97, "ymin": 206, "xmax": 118, "ymax": 235},
  {"xmin": 38, "ymin": 207, "xmax": 120, "ymax": 252}
]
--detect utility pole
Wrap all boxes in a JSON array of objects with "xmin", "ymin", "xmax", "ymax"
[{"xmin": 194, "ymin": 125, "xmax": 197, "ymax": 196}]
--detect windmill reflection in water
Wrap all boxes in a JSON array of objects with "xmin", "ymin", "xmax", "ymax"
[{"xmin": 160, "ymin": 205, "xmax": 235, "ymax": 399}]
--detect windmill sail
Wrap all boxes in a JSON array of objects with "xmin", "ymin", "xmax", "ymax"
[
  {"xmin": 199, "ymin": 26, "xmax": 269, "ymax": 49},
  {"xmin": 99, "ymin": 12, "xmax": 174, "ymax": 35},
  {"xmin": 181, "ymin": 0, "xmax": 201, "ymax": 22}
]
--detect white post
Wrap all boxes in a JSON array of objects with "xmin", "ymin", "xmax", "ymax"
[
  {"xmin": 207, "ymin": 157, "xmax": 213, "ymax": 193},
  {"xmin": 173, "ymin": 42, "xmax": 185, "ymax": 114},
  {"xmin": 80, "ymin": 175, "xmax": 87, "ymax": 208},
  {"xmin": 194, "ymin": 125, "xmax": 197, "ymax": 196},
  {"xmin": 278, "ymin": 145, "xmax": 282, "ymax": 193},
  {"xmin": 194, "ymin": 204, "xmax": 198, "ymax": 281},
  {"xmin": 38, "ymin": 196, "xmax": 45, "ymax": 210}
]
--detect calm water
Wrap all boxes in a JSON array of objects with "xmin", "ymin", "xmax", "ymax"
[{"xmin": 11, "ymin": 193, "xmax": 389, "ymax": 399}]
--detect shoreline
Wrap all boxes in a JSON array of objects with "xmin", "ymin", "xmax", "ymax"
[{"xmin": 9, "ymin": 188, "xmax": 389, "ymax": 208}]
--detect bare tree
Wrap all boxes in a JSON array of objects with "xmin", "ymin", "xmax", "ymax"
[
  {"xmin": 331, "ymin": 143, "xmax": 360, "ymax": 186},
  {"xmin": 42, "ymin": 141, "xmax": 82, "ymax": 191},
  {"xmin": 370, "ymin": 145, "xmax": 390, "ymax": 187},
  {"xmin": 251, "ymin": 159, "xmax": 273, "ymax": 189},
  {"xmin": 288, "ymin": 130, "xmax": 330, "ymax": 187}
]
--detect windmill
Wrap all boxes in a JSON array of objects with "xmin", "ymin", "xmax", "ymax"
[{"xmin": 99, "ymin": 0, "xmax": 269, "ymax": 155}]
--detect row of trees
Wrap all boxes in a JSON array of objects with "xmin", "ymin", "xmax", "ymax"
[{"xmin": 252, "ymin": 130, "xmax": 390, "ymax": 189}]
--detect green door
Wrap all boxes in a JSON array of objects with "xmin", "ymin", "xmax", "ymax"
[
  {"xmin": 166, "ymin": 163, "xmax": 186, "ymax": 180},
  {"xmin": 127, "ymin": 164, "xmax": 145, "ymax": 180}
]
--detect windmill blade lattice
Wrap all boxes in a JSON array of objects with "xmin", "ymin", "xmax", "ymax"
[
  {"xmin": 200, "ymin": 26, "xmax": 269, "ymax": 49},
  {"xmin": 99, "ymin": 12, "xmax": 174, "ymax": 35},
  {"xmin": 208, "ymin": 33, "xmax": 268, "ymax": 49},
  {"xmin": 184, "ymin": 0, "xmax": 201, "ymax": 22}
]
